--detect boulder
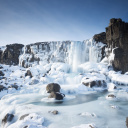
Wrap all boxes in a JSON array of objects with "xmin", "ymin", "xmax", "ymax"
[
  {"xmin": 25, "ymin": 70, "xmax": 33, "ymax": 78},
  {"xmin": 48, "ymin": 92, "xmax": 65, "ymax": 100},
  {"xmin": 108, "ymin": 94, "xmax": 116, "ymax": 98},
  {"xmin": 48, "ymin": 110, "xmax": 59, "ymax": 115},
  {"xmin": 0, "ymin": 71, "xmax": 4, "ymax": 76},
  {"xmin": 46, "ymin": 83, "xmax": 61, "ymax": 93},
  {"xmin": 2, "ymin": 113, "xmax": 14, "ymax": 124},
  {"xmin": 82, "ymin": 80, "xmax": 107, "ymax": 88},
  {"xmin": 0, "ymin": 85, "xmax": 7, "ymax": 92}
]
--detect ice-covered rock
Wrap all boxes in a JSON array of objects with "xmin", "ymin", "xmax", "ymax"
[
  {"xmin": 79, "ymin": 112, "xmax": 97, "ymax": 117},
  {"xmin": 48, "ymin": 92, "xmax": 65, "ymax": 100},
  {"xmin": 19, "ymin": 40, "xmax": 105, "ymax": 72},
  {"xmin": 48, "ymin": 110, "xmax": 59, "ymax": 115},
  {"xmin": 7, "ymin": 113, "xmax": 46, "ymax": 128}
]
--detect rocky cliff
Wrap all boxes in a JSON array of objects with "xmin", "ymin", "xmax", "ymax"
[
  {"xmin": 93, "ymin": 18, "xmax": 128, "ymax": 73},
  {"xmin": 0, "ymin": 44, "xmax": 24, "ymax": 65},
  {"xmin": 0, "ymin": 18, "xmax": 128, "ymax": 73},
  {"xmin": 106, "ymin": 18, "xmax": 128, "ymax": 73}
]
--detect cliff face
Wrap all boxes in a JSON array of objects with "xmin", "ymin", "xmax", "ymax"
[
  {"xmin": 0, "ymin": 18, "xmax": 128, "ymax": 73},
  {"xmin": 106, "ymin": 18, "xmax": 128, "ymax": 73},
  {"xmin": 93, "ymin": 18, "xmax": 128, "ymax": 73},
  {"xmin": 0, "ymin": 44, "xmax": 24, "ymax": 65}
]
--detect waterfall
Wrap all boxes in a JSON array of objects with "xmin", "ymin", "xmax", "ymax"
[{"xmin": 19, "ymin": 39, "xmax": 105, "ymax": 71}]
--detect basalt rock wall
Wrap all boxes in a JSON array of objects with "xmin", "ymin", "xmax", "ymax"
[
  {"xmin": 106, "ymin": 18, "xmax": 128, "ymax": 73},
  {"xmin": 0, "ymin": 44, "xmax": 24, "ymax": 65}
]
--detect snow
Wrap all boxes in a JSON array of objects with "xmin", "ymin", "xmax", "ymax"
[
  {"xmin": 108, "ymin": 71, "xmax": 128, "ymax": 85},
  {"xmin": 7, "ymin": 113, "xmax": 46, "ymax": 128},
  {"xmin": 0, "ymin": 41, "xmax": 128, "ymax": 128}
]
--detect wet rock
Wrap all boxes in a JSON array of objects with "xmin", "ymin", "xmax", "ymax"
[
  {"xmin": 48, "ymin": 92, "xmax": 65, "ymax": 100},
  {"xmin": 46, "ymin": 83, "xmax": 61, "ymax": 93},
  {"xmin": 20, "ymin": 114, "xmax": 29, "ymax": 120},
  {"xmin": 29, "ymin": 79, "xmax": 39, "ymax": 85},
  {"xmin": 48, "ymin": 110, "xmax": 59, "ymax": 115},
  {"xmin": 108, "ymin": 94, "xmax": 116, "ymax": 98},
  {"xmin": 126, "ymin": 117, "xmax": 128, "ymax": 128},
  {"xmin": 0, "ymin": 71, "xmax": 4, "ymax": 76},
  {"xmin": 0, "ymin": 85, "xmax": 7, "ymax": 92},
  {"xmin": 82, "ymin": 80, "xmax": 107, "ymax": 88},
  {"xmin": 2, "ymin": 113, "xmax": 14, "ymax": 124},
  {"xmin": 25, "ymin": 70, "xmax": 33, "ymax": 78}
]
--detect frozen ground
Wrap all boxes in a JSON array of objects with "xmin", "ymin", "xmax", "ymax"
[{"xmin": 0, "ymin": 61, "xmax": 128, "ymax": 128}]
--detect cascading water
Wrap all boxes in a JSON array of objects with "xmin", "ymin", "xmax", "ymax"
[{"xmin": 19, "ymin": 38, "xmax": 105, "ymax": 72}]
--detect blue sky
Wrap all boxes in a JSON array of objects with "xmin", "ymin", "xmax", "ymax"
[{"xmin": 0, "ymin": 0, "xmax": 128, "ymax": 45}]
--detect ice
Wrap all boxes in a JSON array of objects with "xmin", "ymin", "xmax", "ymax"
[
  {"xmin": 0, "ymin": 41, "xmax": 128, "ymax": 128},
  {"xmin": 107, "ymin": 83, "xmax": 116, "ymax": 91},
  {"xmin": 19, "ymin": 39, "xmax": 105, "ymax": 72}
]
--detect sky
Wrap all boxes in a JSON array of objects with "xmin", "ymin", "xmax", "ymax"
[{"xmin": 0, "ymin": 0, "xmax": 128, "ymax": 45}]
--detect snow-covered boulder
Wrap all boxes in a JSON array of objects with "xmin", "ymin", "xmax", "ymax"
[{"xmin": 46, "ymin": 83, "xmax": 61, "ymax": 93}]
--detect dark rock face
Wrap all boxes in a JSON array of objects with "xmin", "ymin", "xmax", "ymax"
[
  {"xmin": 82, "ymin": 80, "xmax": 107, "ymax": 88},
  {"xmin": 0, "ymin": 44, "xmax": 24, "ymax": 65},
  {"xmin": 48, "ymin": 92, "xmax": 65, "ymax": 100},
  {"xmin": 93, "ymin": 32, "xmax": 106, "ymax": 44},
  {"xmin": 106, "ymin": 18, "xmax": 128, "ymax": 73},
  {"xmin": 2, "ymin": 113, "xmax": 14, "ymax": 124},
  {"xmin": 0, "ymin": 85, "xmax": 7, "ymax": 92},
  {"xmin": 46, "ymin": 83, "xmax": 61, "ymax": 93}
]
